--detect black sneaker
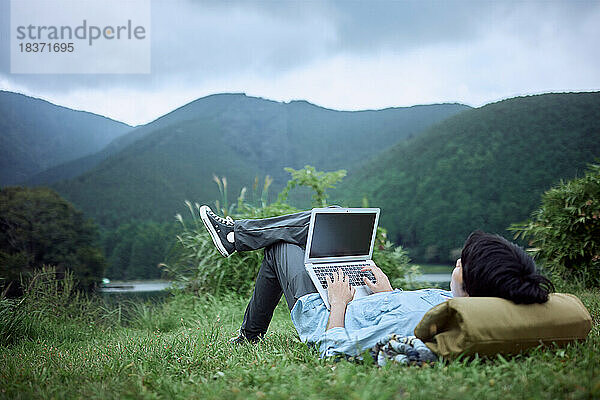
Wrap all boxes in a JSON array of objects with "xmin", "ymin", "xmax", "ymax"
[
  {"xmin": 229, "ymin": 330, "xmax": 261, "ymax": 345},
  {"xmin": 199, "ymin": 205, "xmax": 235, "ymax": 257}
]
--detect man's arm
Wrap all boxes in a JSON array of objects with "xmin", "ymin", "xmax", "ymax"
[{"xmin": 325, "ymin": 269, "xmax": 355, "ymax": 330}]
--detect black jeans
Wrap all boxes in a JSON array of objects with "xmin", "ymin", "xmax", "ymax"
[{"xmin": 234, "ymin": 211, "xmax": 318, "ymax": 340}]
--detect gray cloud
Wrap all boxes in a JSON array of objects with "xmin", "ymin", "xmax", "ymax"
[
  {"xmin": 1, "ymin": 0, "xmax": 338, "ymax": 89},
  {"xmin": 332, "ymin": 1, "xmax": 599, "ymax": 52},
  {"xmin": 0, "ymin": 0, "xmax": 598, "ymax": 124}
]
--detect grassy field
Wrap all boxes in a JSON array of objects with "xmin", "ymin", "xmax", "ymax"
[{"xmin": 1, "ymin": 282, "xmax": 599, "ymax": 399}]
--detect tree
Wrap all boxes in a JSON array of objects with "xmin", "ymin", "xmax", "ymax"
[
  {"xmin": 510, "ymin": 163, "xmax": 600, "ymax": 286},
  {"xmin": 102, "ymin": 221, "xmax": 178, "ymax": 280},
  {"xmin": 0, "ymin": 187, "xmax": 105, "ymax": 295}
]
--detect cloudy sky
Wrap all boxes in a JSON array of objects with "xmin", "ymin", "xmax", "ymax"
[{"xmin": 1, "ymin": 0, "xmax": 599, "ymax": 126}]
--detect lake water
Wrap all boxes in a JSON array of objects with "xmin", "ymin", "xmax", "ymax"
[
  {"xmin": 100, "ymin": 281, "xmax": 175, "ymax": 293},
  {"xmin": 415, "ymin": 273, "xmax": 452, "ymax": 283},
  {"xmin": 100, "ymin": 272, "xmax": 452, "ymax": 296},
  {"xmin": 99, "ymin": 281, "xmax": 182, "ymax": 303}
]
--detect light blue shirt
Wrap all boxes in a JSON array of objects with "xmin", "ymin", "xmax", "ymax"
[{"xmin": 290, "ymin": 288, "xmax": 453, "ymax": 358}]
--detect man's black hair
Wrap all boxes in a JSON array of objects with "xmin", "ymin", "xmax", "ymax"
[{"xmin": 461, "ymin": 230, "xmax": 554, "ymax": 304}]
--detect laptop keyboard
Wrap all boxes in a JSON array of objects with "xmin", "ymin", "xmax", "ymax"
[{"xmin": 313, "ymin": 263, "xmax": 377, "ymax": 288}]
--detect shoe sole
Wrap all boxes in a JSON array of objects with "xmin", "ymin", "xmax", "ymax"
[{"xmin": 199, "ymin": 206, "xmax": 231, "ymax": 257}]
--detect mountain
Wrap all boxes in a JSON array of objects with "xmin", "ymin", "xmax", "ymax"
[
  {"xmin": 30, "ymin": 94, "xmax": 470, "ymax": 186},
  {"xmin": 334, "ymin": 92, "xmax": 600, "ymax": 262},
  {"xmin": 0, "ymin": 91, "xmax": 132, "ymax": 185},
  {"xmin": 51, "ymin": 93, "xmax": 469, "ymax": 227}
]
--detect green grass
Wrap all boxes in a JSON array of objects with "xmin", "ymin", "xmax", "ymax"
[{"xmin": 1, "ymin": 286, "xmax": 599, "ymax": 399}]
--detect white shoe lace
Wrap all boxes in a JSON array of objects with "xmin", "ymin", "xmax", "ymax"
[{"xmin": 208, "ymin": 209, "xmax": 234, "ymax": 226}]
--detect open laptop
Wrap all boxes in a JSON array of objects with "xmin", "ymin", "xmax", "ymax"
[{"xmin": 304, "ymin": 207, "xmax": 381, "ymax": 309}]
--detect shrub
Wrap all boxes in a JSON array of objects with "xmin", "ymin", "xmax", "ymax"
[
  {"xmin": 0, "ymin": 266, "xmax": 99, "ymax": 345},
  {"xmin": 163, "ymin": 173, "xmax": 305, "ymax": 295},
  {"xmin": 510, "ymin": 163, "xmax": 600, "ymax": 287},
  {"xmin": 0, "ymin": 266, "xmax": 171, "ymax": 345},
  {"xmin": 372, "ymin": 227, "xmax": 421, "ymax": 289},
  {"xmin": 162, "ymin": 201, "xmax": 268, "ymax": 296},
  {"xmin": 278, "ymin": 165, "xmax": 347, "ymax": 208},
  {"xmin": 165, "ymin": 166, "xmax": 420, "ymax": 295}
]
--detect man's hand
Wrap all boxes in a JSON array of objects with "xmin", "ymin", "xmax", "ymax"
[
  {"xmin": 361, "ymin": 265, "xmax": 393, "ymax": 293},
  {"xmin": 325, "ymin": 269, "xmax": 355, "ymax": 330},
  {"xmin": 326, "ymin": 268, "xmax": 356, "ymax": 307}
]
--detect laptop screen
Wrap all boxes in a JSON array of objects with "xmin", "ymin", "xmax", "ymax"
[{"xmin": 308, "ymin": 212, "xmax": 377, "ymax": 259}]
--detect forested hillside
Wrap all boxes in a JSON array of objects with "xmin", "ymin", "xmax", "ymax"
[
  {"xmin": 52, "ymin": 94, "xmax": 468, "ymax": 227},
  {"xmin": 0, "ymin": 91, "xmax": 132, "ymax": 185},
  {"xmin": 335, "ymin": 92, "xmax": 600, "ymax": 262}
]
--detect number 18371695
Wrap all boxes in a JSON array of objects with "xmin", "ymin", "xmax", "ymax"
[{"xmin": 19, "ymin": 43, "xmax": 74, "ymax": 52}]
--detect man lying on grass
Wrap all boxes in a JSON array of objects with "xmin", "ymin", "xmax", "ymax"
[{"xmin": 199, "ymin": 206, "xmax": 554, "ymax": 358}]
